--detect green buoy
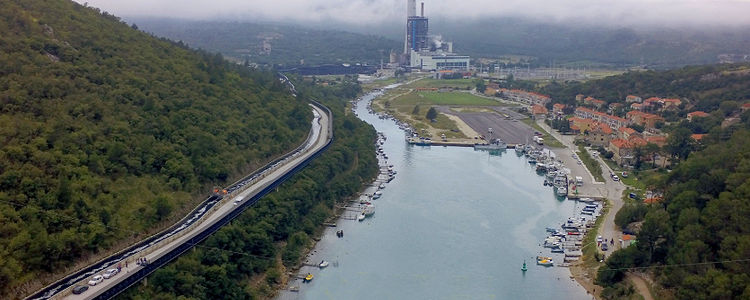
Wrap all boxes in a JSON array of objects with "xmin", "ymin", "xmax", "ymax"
[{"xmin": 521, "ymin": 260, "xmax": 528, "ymax": 272}]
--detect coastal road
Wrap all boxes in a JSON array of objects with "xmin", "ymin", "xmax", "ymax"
[
  {"xmin": 30, "ymin": 104, "xmax": 332, "ymax": 300},
  {"xmin": 537, "ymin": 120, "xmax": 626, "ymax": 250}
]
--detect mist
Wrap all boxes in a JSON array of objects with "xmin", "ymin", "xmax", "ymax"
[{"xmin": 77, "ymin": 0, "xmax": 750, "ymax": 29}]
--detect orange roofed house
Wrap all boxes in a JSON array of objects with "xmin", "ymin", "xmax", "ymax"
[
  {"xmin": 627, "ymin": 111, "xmax": 664, "ymax": 129},
  {"xmin": 687, "ymin": 111, "xmax": 710, "ymax": 121},
  {"xmin": 587, "ymin": 122, "xmax": 614, "ymax": 147},
  {"xmin": 532, "ymin": 104, "xmax": 548, "ymax": 120}
]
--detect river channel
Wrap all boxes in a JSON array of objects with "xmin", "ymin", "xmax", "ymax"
[{"xmin": 280, "ymin": 87, "xmax": 590, "ymax": 299}]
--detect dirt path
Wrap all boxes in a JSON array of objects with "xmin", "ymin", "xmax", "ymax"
[
  {"xmin": 444, "ymin": 113, "xmax": 479, "ymax": 137},
  {"xmin": 627, "ymin": 273, "xmax": 655, "ymax": 300}
]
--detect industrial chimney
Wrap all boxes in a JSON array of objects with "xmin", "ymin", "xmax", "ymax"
[
  {"xmin": 407, "ymin": 0, "xmax": 417, "ymax": 17},
  {"xmin": 421, "ymin": 2, "xmax": 424, "ymax": 17}
]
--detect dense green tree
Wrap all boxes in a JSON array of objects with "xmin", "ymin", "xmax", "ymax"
[
  {"xmin": 425, "ymin": 107, "xmax": 438, "ymax": 120},
  {"xmin": 0, "ymin": 0, "xmax": 314, "ymax": 295}
]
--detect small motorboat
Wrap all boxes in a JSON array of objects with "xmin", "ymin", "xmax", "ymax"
[
  {"xmin": 304, "ymin": 273, "xmax": 314, "ymax": 282},
  {"xmin": 357, "ymin": 213, "xmax": 365, "ymax": 222},
  {"xmin": 536, "ymin": 256, "xmax": 554, "ymax": 267},
  {"xmin": 319, "ymin": 260, "xmax": 329, "ymax": 268}
]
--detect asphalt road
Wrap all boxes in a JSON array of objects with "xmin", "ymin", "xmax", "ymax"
[
  {"xmin": 56, "ymin": 106, "xmax": 331, "ymax": 300},
  {"xmin": 537, "ymin": 120, "xmax": 626, "ymax": 252}
]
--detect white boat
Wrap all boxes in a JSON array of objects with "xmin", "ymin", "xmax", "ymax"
[
  {"xmin": 474, "ymin": 139, "xmax": 507, "ymax": 151},
  {"xmin": 556, "ymin": 186, "xmax": 568, "ymax": 196},
  {"xmin": 319, "ymin": 260, "xmax": 329, "ymax": 268},
  {"xmin": 363, "ymin": 203, "xmax": 375, "ymax": 216},
  {"xmin": 357, "ymin": 213, "xmax": 365, "ymax": 221}
]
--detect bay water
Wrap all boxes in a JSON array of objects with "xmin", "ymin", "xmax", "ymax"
[{"xmin": 289, "ymin": 90, "xmax": 590, "ymax": 299}]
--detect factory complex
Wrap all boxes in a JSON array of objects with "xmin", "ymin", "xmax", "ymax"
[{"xmin": 399, "ymin": 0, "xmax": 470, "ymax": 72}]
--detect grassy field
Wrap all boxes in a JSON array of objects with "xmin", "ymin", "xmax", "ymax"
[
  {"xmin": 578, "ymin": 145, "xmax": 606, "ymax": 182},
  {"xmin": 394, "ymin": 91, "xmax": 499, "ymax": 106},
  {"xmin": 404, "ymin": 78, "xmax": 476, "ymax": 89}
]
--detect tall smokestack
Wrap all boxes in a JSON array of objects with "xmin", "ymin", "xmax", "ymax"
[
  {"xmin": 421, "ymin": 2, "xmax": 424, "ymax": 17},
  {"xmin": 407, "ymin": 0, "xmax": 417, "ymax": 17}
]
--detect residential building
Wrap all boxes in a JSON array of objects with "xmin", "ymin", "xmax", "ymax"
[
  {"xmin": 630, "ymin": 103, "xmax": 644, "ymax": 111},
  {"xmin": 660, "ymin": 98, "xmax": 682, "ymax": 110},
  {"xmin": 553, "ymin": 103, "xmax": 566, "ymax": 115},
  {"xmin": 618, "ymin": 127, "xmax": 638, "ymax": 140},
  {"xmin": 625, "ymin": 95, "xmax": 642, "ymax": 103},
  {"xmin": 532, "ymin": 104, "xmax": 548, "ymax": 120},
  {"xmin": 575, "ymin": 107, "xmax": 629, "ymax": 130},
  {"xmin": 627, "ymin": 111, "xmax": 664, "ymax": 129},
  {"xmin": 687, "ymin": 111, "xmax": 710, "ymax": 121},
  {"xmin": 584, "ymin": 96, "xmax": 606, "ymax": 110},
  {"xmin": 587, "ymin": 122, "xmax": 614, "ymax": 147},
  {"xmin": 569, "ymin": 117, "xmax": 595, "ymax": 134},
  {"xmin": 610, "ymin": 138, "xmax": 634, "ymax": 166},
  {"xmin": 499, "ymin": 89, "xmax": 551, "ymax": 106}
]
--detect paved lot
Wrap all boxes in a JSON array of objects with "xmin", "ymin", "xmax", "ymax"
[{"xmin": 438, "ymin": 106, "xmax": 534, "ymax": 144}]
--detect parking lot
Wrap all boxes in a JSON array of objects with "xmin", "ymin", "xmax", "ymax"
[{"xmin": 440, "ymin": 106, "xmax": 535, "ymax": 144}]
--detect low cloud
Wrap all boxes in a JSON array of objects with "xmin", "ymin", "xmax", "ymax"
[{"xmin": 76, "ymin": 0, "xmax": 750, "ymax": 27}]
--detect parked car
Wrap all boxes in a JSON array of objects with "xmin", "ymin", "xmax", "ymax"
[
  {"xmin": 72, "ymin": 285, "xmax": 89, "ymax": 294},
  {"xmin": 612, "ymin": 175, "xmax": 620, "ymax": 181},
  {"xmin": 602, "ymin": 243, "xmax": 609, "ymax": 251},
  {"xmin": 596, "ymin": 235, "xmax": 603, "ymax": 243},
  {"xmin": 88, "ymin": 275, "xmax": 104, "ymax": 286},
  {"xmin": 103, "ymin": 268, "xmax": 119, "ymax": 279},
  {"xmin": 621, "ymin": 171, "xmax": 629, "ymax": 178}
]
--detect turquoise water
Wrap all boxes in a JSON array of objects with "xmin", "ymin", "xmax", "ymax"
[{"xmin": 291, "ymin": 91, "xmax": 590, "ymax": 299}]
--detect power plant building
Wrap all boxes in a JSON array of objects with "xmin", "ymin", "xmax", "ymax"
[
  {"xmin": 403, "ymin": 0, "xmax": 470, "ymax": 71},
  {"xmin": 410, "ymin": 52, "xmax": 470, "ymax": 71}
]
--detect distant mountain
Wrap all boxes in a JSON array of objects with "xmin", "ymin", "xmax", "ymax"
[
  {"xmin": 434, "ymin": 18, "xmax": 750, "ymax": 68},
  {"xmin": 0, "ymin": 0, "xmax": 312, "ymax": 297},
  {"xmin": 129, "ymin": 18, "xmax": 402, "ymax": 67}
]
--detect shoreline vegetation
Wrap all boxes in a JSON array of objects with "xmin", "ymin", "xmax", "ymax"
[{"xmin": 117, "ymin": 76, "xmax": 381, "ymax": 299}]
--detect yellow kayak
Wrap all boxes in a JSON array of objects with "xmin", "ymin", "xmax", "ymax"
[{"xmin": 304, "ymin": 273, "xmax": 314, "ymax": 282}]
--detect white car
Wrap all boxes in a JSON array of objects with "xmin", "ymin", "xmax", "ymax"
[
  {"xmin": 612, "ymin": 175, "xmax": 620, "ymax": 181},
  {"xmin": 597, "ymin": 235, "xmax": 603, "ymax": 243},
  {"xmin": 88, "ymin": 275, "xmax": 104, "ymax": 286},
  {"xmin": 103, "ymin": 268, "xmax": 119, "ymax": 279}
]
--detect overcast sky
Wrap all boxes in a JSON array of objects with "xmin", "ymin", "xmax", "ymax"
[{"xmin": 75, "ymin": 0, "xmax": 750, "ymax": 28}]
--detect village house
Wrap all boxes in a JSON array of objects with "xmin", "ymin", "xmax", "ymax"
[
  {"xmin": 569, "ymin": 117, "xmax": 595, "ymax": 134},
  {"xmin": 584, "ymin": 96, "xmax": 606, "ymax": 110},
  {"xmin": 552, "ymin": 103, "xmax": 566, "ymax": 115},
  {"xmin": 575, "ymin": 107, "xmax": 629, "ymax": 130},
  {"xmin": 660, "ymin": 98, "xmax": 682, "ymax": 110},
  {"xmin": 531, "ymin": 104, "xmax": 548, "ymax": 120},
  {"xmin": 618, "ymin": 126, "xmax": 638, "ymax": 140},
  {"xmin": 625, "ymin": 95, "xmax": 642, "ymax": 103},
  {"xmin": 626, "ymin": 111, "xmax": 664, "ymax": 129},
  {"xmin": 587, "ymin": 122, "xmax": 614, "ymax": 147},
  {"xmin": 630, "ymin": 103, "xmax": 644, "ymax": 111},
  {"xmin": 610, "ymin": 138, "xmax": 634, "ymax": 166},
  {"xmin": 687, "ymin": 111, "xmax": 710, "ymax": 121},
  {"xmin": 499, "ymin": 89, "xmax": 551, "ymax": 107}
]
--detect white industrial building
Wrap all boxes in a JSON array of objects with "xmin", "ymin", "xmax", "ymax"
[{"xmin": 410, "ymin": 51, "xmax": 470, "ymax": 71}]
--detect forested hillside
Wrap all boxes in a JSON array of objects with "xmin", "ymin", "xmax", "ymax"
[
  {"xmin": 0, "ymin": 0, "xmax": 313, "ymax": 297},
  {"xmin": 550, "ymin": 64, "xmax": 750, "ymax": 298},
  {"xmin": 540, "ymin": 63, "xmax": 750, "ymax": 112},
  {"xmin": 130, "ymin": 18, "xmax": 401, "ymax": 67},
  {"xmin": 430, "ymin": 18, "xmax": 750, "ymax": 68},
  {"xmin": 118, "ymin": 77, "xmax": 379, "ymax": 299},
  {"xmin": 598, "ymin": 129, "xmax": 750, "ymax": 299}
]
